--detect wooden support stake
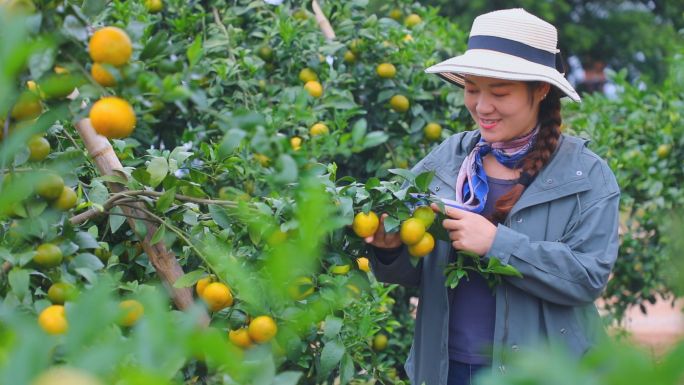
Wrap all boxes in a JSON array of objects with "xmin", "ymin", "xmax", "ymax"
[
  {"xmin": 74, "ymin": 118, "xmax": 210, "ymax": 327},
  {"xmin": 312, "ymin": 0, "xmax": 336, "ymax": 41}
]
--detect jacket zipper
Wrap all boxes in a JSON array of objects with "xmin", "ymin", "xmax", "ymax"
[{"xmin": 499, "ymin": 216, "xmax": 512, "ymax": 374}]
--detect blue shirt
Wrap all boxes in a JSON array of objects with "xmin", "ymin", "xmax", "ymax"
[{"xmin": 448, "ymin": 176, "xmax": 517, "ymax": 365}]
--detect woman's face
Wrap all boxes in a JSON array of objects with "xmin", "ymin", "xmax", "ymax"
[{"xmin": 463, "ymin": 75, "xmax": 550, "ymax": 143}]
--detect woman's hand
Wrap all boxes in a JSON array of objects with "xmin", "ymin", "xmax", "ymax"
[
  {"xmin": 431, "ymin": 203, "xmax": 497, "ymax": 256},
  {"xmin": 364, "ymin": 213, "xmax": 403, "ymax": 249}
]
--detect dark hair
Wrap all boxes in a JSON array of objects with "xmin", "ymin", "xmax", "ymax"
[{"xmin": 491, "ymin": 84, "xmax": 562, "ymax": 224}]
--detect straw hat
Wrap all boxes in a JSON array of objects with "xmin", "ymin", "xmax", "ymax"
[{"xmin": 425, "ymin": 8, "xmax": 580, "ymax": 102}]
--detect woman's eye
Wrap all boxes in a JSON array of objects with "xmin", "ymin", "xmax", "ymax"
[
  {"xmin": 493, "ymin": 93, "xmax": 508, "ymax": 97},
  {"xmin": 465, "ymin": 89, "xmax": 479, "ymax": 94}
]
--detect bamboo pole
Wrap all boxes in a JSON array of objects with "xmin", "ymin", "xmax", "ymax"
[
  {"xmin": 312, "ymin": 0, "xmax": 336, "ymax": 41},
  {"xmin": 74, "ymin": 117, "xmax": 210, "ymax": 327}
]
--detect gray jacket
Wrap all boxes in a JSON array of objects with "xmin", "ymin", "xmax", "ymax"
[{"xmin": 370, "ymin": 130, "xmax": 620, "ymax": 384}]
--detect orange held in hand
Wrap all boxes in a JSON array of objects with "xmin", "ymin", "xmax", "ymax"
[
  {"xmin": 400, "ymin": 218, "xmax": 426, "ymax": 245},
  {"xmin": 408, "ymin": 232, "xmax": 435, "ymax": 257},
  {"xmin": 352, "ymin": 211, "xmax": 379, "ymax": 238}
]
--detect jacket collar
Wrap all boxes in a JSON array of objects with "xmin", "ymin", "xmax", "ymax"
[{"xmin": 431, "ymin": 131, "xmax": 592, "ymax": 217}]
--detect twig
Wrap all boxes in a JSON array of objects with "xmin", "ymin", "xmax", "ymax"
[{"xmin": 212, "ymin": 7, "xmax": 235, "ymax": 62}]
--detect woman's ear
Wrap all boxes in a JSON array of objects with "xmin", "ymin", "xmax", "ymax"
[{"xmin": 537, "ymin": 83, "xmax": 552, "ymax": 102}]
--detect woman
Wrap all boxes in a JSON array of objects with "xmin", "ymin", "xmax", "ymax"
[{"xmin": 366, "ymin": 9, "xmax": 620, "ymax": 385}]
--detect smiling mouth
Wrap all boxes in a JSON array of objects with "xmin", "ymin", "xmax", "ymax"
[{"xmin": 479, "ymin": 118, "xmax": 500, "ymax": 129}]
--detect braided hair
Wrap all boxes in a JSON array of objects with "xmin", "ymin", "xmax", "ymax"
[{"xmin": 491, "ymin": 84, "xmax": 563, "ymax": 224}]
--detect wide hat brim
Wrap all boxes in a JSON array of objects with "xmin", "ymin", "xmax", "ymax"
[{"xmin": 425, "ymin": 49, "xmax": 581, "ymax": 102}]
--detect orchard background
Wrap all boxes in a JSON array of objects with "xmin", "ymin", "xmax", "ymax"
[{"xmin": 0, "ymin": 0, "xmax": 683, "ymax": 384}]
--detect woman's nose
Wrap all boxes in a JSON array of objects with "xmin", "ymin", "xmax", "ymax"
[{"xmin": 475, "ymin": 95, "xmax": 495, "ymax": 114}]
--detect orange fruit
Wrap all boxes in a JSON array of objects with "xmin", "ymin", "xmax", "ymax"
[
  {"xmin": 404, "ymin": 13, "xmax": 422, "ymax": 28},
  {"xmin": 298, "ymin": 68, "xmax": 318, "ymax": 83},
  {"xmin": 36, "ymin": 174, "xmax": 64, "ymax": 201},
  {"xmin": 248, "ymin": 315, "xmax": 277, "ymax": 343},
  {"xmin": 145, "ymin": 0, "xmax": 163, "ymax": 13},
  {"xmin": 11, "ymin": 91, "xmax": 42, "ymax": 120},
  {"xmin": 390, "ymin": 95, "xmax": 410, "ymax": 113},
  {"xmin": 34, "ymin": 243, "xmax": 63, "ymax": 268},
  {"xmin": 47, "ymin": 282, "xmax": 77, "ymax": 304},
  {"xmin": 402, "ymin": 34, "xmax": 414, "ymax": 43},
  {"xmin": 254, "ymin": 153, "xmax": 271, "ymax": 167},
  {"xmin": 229, "ymin": 328, "xmax": 253, "ymax": 348},
  {"xmin": 389, "ymin": 9, "xmax": 402, "ymax": 21},
  {"xmin": 290, "ymin": 136, "xmax": 302, "ymax": 151},
  {"xmin": 38, "ymin": 305, "xmax": 67, "ymax": 335},
  {"xmin": 400, "ymin": 218, "xmax": 426, "ymax": 245},
  {"xmin": 408, "ymin": 232, "xmax": 435, "ymax": 257},
  {"xmin": 200, "ymin": 282, "xmax": 233, "ymax": 311},
  {"xmin": 304, "ymin": 80, "xmax": 323, "ymax": 98},
  {"xmin": 413, "ymin": 206, "xmax": 436, "ymax": 228},
  {"xmin": 352, "ymin": 211, "xmax": 379, "ymax": 238},
  {"xmin": 310, "ymin": 122, "xmax": 329, "ymax": 136},
  {"xmin": 32, "ymin": 367, "xmax": 103, "ymax": 385},
  {"xmin": 343, "ymin": 51, "xmax": 356, "ymax": 63},
  {"xmin": 376, "ymin": 63, "xmax": 396, "ymax": 78},
  {"xmin": 53, "ymin": 186, "xmax": 77, "ymax": 211},
  {"xmin": 288, "ymin": 276, "xmax": 314, "ymax": 300},
  {"xmin": 118, "ymin": 299, "xmax": 144, "ymax": 327},
  {"xmin": 356, "ymin": 257, "xmax": 370, "ymax": 272},
  {"xmin": 348, "ymin": 38, "xmax": 362, "ymax": 54},
  {"xmin": 88, "ymin": 26, "xmax": 132, "ymax": 67},
  {"xmin": 91, "ymin": 63, "xmax": 116, "ymax": 87},
  {"xmin": 424, "ymin": 122, "xmax": 442, "ymax": 142},
  {"xmin": 89, "ymin": 96, "xmax": 136, "ymax": 139},
  {"xmin": 27, "ymin": 135, "xmax": 50, "ymax": 162},
  {"xmin": 657, "ymin": 144, "xmax": 671, "ymax": 159},
  {"xmin": 257, "ymin": 46, "xmax": 273, "ymax": 62},
  {"xmin": 372, "ymin": 333, "xmax": 388, "ymax": 351},
  {"xmin": 195, "ymin": 275, "xmax": 215, "ymax": 296}
]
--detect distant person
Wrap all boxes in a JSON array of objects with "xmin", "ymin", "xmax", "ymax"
[{"xmin": 365, "ymin": 8, "xmax": 620, "ymax": 385}]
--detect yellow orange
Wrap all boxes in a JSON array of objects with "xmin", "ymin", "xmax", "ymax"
[
  {"xmin": 38, "ymin": 305, "xmax": 67, "ymax": 335},
  {"xmin": 356, "ymin": 257, "xmax": 370, "ymax": 272},
  {"xmin": 118, "ymin": 299, "xmax": 144, "ymax": 327},
  {"xmin": 91, "ymin": 63, "xmax": 116, "ymax": 87},
  {"xmin": 229, "ymin": 328, "xmax": 253, "ymax": 348},
  {"xmin": 390, "ymin": 94, "xmax": 410, "ymax": 112},
  {"xmin": 424, "ymin": 122, "xmax": 442, "ymax": 142},
  {"xmin": 310, "ymin": 122, "xmax": 329, "ymax": 136},
  {"xmin": 376, "ymin": 63, "xmax": 397, "ymax": 79},
  {"xmin": 89, "ymin": 96, "xmax": 136, "ymax": 139},
  {"xmin": 88, "ymin": 26, "xmax": 132, "ymax": 67},
  {"xmin": 408, "ymin": 232, "xmax": 435, "ymax": 257},
  {"xmin": 304, "ymin": 80, "xmax": 323, "ymax": 98},
  {"xmin": 352, "ymin": 211, "xmax": 379, "ymax": 238},
  {"xmin": 200, "ymin": 282, "xmax": 233, "ymax": 311},
  {"xmin": 298, "ymin": 68, "xmax": 318, "ymax": 83},
  {"xmin": 400, "ymin": 218, "xmax": 426, "ymax": 245},
  {"xmin": 248, "ymin": 315, "xmax": 277, "ymax": 343}
]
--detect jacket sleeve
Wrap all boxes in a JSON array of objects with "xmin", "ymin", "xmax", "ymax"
[
  {"xmin": 370, "ymin": 246, "xmax": 423, "ymax": 287},
  {"xmin": 486, "ymin": 188, "xmax": 620, "ymax": 307}
]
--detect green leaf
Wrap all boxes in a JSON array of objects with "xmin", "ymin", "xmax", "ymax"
[
  {"xmin": 8, "ymin": 269, "xmax": 29, "ymax": 301},
  {"xmin": 157, "ymin": 187, "xmax": 176, "ymax": 212},
  {"xmin": 208, "ymin": 204, "xmax": 232, "ymax": 229},
  {"xmin": 273, "ymin": 154, "xmax": 298, "ymax": 184},
  {"xmin": 62, "ymin": 15, "xmax": 87, "ymax": 41},
  {"xmin": 140, "ymin": 31, "xmax": 169, "ymax": 60},
  {"xmin": 81, "ymin": 0, "xmax": 108, "ymax": 18},
  {"xmin": 362, "ymin": 131, "xmax": 388, "ymax": 149},
  {"xmin": 131, "ymin": 168, "xmax": 151, "ymax": 185},
  {"xmin": 272, "ymin": 372, "xmax": 302, "ymax": 385},
  {"xmin": 71, "ymin": 253, "xmax": 105, "ymax": 271},
  {"xmin": 28, "ymin": 46, "xmax": 54, "ymax": 80},
  {"xmin": 218, "ymin": 128, "xmax": 247, "ymax": 158},
  {"xmin": 73, "ymin": 231, "xmax": 100, "ymax": 250},
  {"xmin": 319, "ymin": 340, "xmax": 345, "ymax": 376},
  {"xmin": 151, "ymin": 225, "xmax": 166, "ymax": 246},
  {"xmin": 351, "ymin": 119, "xmax": 367, "ymax": 144},
  {"xmin": 109, "ymin": 206, "xmax": 126, "ymax": 233},
  {"xmin": 339, "ymin": 353, "xmax": 355, "ymax": 385},
  {"xmin": 415, "ymin": 171, "xmax": 435, "ymax": 192},
  {"xmin": 173, "ymin": 269, "xmax": 206, "ymax": 288},
  {"xmin": 147, "ymin": 157, "xmax": 169, "ymax": 188},
  {"xmin": 187, "ymin": 35, "xmax": 203, "ymax": 67},
  {"xmin": 323, "ymin": 316, "xmax": 343, "ymax": 340},
  {"xmin": 383, "ymin": 215, "xmax": 400, "ymax": 233},
  {"xmin": 388, "ymin": 168, "xmax": 416, "ymax": 184}
]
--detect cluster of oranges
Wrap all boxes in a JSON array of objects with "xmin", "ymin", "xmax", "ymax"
[
  {"xmin": 195, "ymin": 275, "xmax": 278, "ymax": 349},
  {"xmin": 399, "ymin": 206, "xmax": 436, "ymax": 257},
  {"xmin": 38, "ymin": 298, "xmax": 144, "ymax": 335},
  {"xmin": 350, "ymin": 205, "xmax": 436, "ymax": 258},
  {"xmin": 87, "ymin": 26, "xmax": 136, "ymax": 139}
]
